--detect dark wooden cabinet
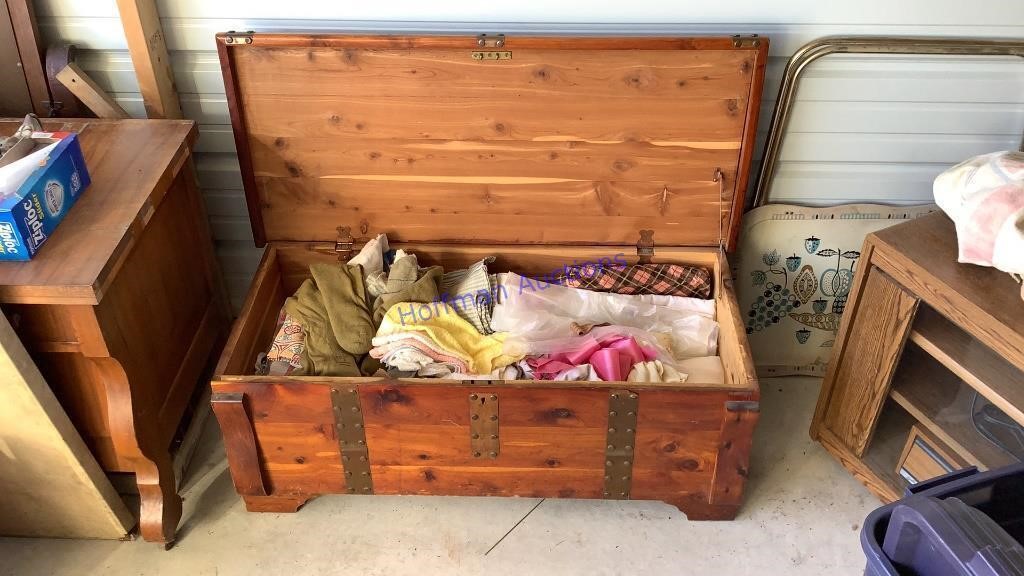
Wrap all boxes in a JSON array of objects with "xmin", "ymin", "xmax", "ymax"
[{"xmin": 0, "ymin": 0, "xmax": 49, "ymax": 117}]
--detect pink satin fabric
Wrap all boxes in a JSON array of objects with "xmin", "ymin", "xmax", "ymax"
[{"xmin": 527, "ymin": 334, "xmax": 658, "ymax": 381}]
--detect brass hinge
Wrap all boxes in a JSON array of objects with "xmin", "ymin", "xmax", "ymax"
[
  {"xmin": 473, "ymin": 34, "xmax": 509, "ymax": 60},
  {"xmin": 330, "ymin": 387, "xmax": 373, "ymax": 494},
  {"xmin": 475, "ymin": 33, "xmax": 506, "ymax": 48},
  {"xmin": 603, "ymin": 390, "xmax": 639, "ymax": 500},
  {"xmin": 636, "ymin": 230, "xmax": 655, "ymax": 264},
  {"xmin": 334, "ymin": 226, "xmax": 354, "ymax": 261},
  {"xmin": 469, "ymin": 392, "xmax": 500, "ymax": 458},
  {"xmin": 222, "ymin": 30, "xmax": 254, "ymax": 45},
  {"xmin": 731, "ymin": 34, "xmax": 761, "ymax": 48}
]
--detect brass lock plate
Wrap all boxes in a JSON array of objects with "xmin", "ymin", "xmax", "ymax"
[
  {"xmin": 471, "ymin": 51, "xmax": 512, "ymax": 60},
  {"xmin": 469, "ymin": 392, "xmax": 499, "ymax": 459}
]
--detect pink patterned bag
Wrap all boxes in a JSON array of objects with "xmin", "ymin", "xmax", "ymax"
[{"xmin": 934, "ymin": 151, "xmax": 1024, "ymax": 299}]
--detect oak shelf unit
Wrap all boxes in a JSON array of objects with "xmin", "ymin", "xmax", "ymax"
[
  {"xmin": 890, "ymin": 343, "xmax": 1017, "ymax": 470},
  {"xmin": 811, "ymin": 213, "xmax": 1024, "ymax": 503},
  {"xmin": 861, "ymin": 402, "xmax": 917, "ymax": 499},
  {"xmin": 909, "ymin": 306, "xmax": 1024, "ymax": 426}
]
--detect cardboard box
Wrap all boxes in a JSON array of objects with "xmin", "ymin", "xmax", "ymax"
[{"xmin": 0, "ymin": 133, "xmax": 90, "ymax": 260}]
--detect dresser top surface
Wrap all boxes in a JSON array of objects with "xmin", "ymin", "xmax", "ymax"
[
  {"xmin": 0, "ymin": 119, "xmax": 197, "ymax": 305},
  {"xmin": 870, "ymin": 211, "xmax": 1024, "ymax": 338}
]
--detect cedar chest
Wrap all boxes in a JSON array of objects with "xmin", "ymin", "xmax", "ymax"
[{"xmin": 211, "ymin": 32, "xmax": 767, "ymax": 520}]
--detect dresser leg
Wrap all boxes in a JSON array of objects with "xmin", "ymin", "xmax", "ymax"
[
  {"xmin": 94, "ymin": 356, "xmax": 183, "ymax": 544},
  {"xmin": 136, "ymin": 452, "xmax": 183, "ymax": 544}
]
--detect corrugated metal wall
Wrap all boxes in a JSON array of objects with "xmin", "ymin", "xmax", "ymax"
[{"xmin": 30, "ymin": 0, "xmax": 1024, "ymax": 308}]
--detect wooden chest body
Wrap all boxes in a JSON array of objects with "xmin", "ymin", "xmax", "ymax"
[{"xmin": 212, "ymin": 33, "xmax": 767, "ymax": 519}]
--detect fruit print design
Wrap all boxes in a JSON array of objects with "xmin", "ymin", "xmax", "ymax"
[{"xmin": 746, "ymin": 236, "xmax": 861, "ymax": 346}]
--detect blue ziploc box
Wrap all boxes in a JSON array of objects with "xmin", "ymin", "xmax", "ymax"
[{"xmin": 0, "ymin": 133, "xmax": 90, "ymax": 260}]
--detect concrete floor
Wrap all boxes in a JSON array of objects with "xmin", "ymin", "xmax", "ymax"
[{"xmin": 0, "ymin": 377, "xmax": 878, "ymax": 575}]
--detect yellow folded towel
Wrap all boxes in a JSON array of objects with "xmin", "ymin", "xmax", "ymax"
[{"xmin": 378, "ymin": 301, "xmax": 522, "ymax": 374}]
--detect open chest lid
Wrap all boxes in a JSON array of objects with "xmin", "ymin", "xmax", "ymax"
[{"xmin": 217, "ymin": 33, "xmax": 768, "ymax": 252}]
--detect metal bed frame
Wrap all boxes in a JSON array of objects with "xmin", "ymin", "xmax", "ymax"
[{"xmin": 753, "ymin": 36, "xmax": 1024, "ymax": 207}]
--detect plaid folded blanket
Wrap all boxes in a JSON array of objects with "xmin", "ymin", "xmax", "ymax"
[{"xmin": 553, "ymin": 263, "xmax": 712, "ymax": 299}]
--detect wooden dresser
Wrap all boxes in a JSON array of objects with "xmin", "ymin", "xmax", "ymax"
[
  {"xmin": 0, "ymin": 119, "xmax": 230, "ymax": 545},
  {"xmin": 811, "ymin": 212, "xmax": 1024, "ymax": 501}
]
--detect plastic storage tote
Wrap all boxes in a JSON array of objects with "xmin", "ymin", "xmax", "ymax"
[{"xmin": 862, "ymin": 464, "xmax": 1024, "ymax": 576}]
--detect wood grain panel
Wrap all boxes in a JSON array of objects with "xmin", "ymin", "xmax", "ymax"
[
  {"xmin": 215, "ymin": 247, "xmax": 282, "ymax": 376},
  {"xmin": 371, "ymin": 466, "xmax": 603, "ymax": 498},
  {"xmin": 234, "ymin": 47, "xmax": 753, "ymax": 100},
  {"xmin": 250, "ymin": 422, "xmax": 346, "ymax": 494},
  {"xmin": 115, "ymin": 0, "xmax": 182, "ymax": 119},
  {"xmin": 219, "ymin": 35, "xmax": 766, "ymax": 247},
  {"xmin": 360, "ymin": 385, "xmax": 608, "ymax": 429},
  {"xmin": 870, "ymin": 213, "xmax": 1024, "ymax": 375},
  {"xmin": 0, "ymin": 0, "xmax": 34, "ymax": 116},
  {"xmin": 213, "ymin": 382, "xmax": 345, "ymax": 494},
  {"xmin": 6, "ymin": 0, "xmax": 50, "ymax": 118},
  {"xmin": 365, "ymin": 425, "xmax": 605, "ymax": 468},
  {"xmin": 210, "ymin": 394, "xmax": 267, "ymax": 496},
  {"xmin": 269, "ymin": 242, "xmax": 722, "ymax": 286},
  {"xmin": 821, "ymin": 268, "xmax": 919, "ymax": 457},
  {"xmin": 209, "ymin": 378, "xmax": 756, "ymax": 503},
  {"xmin": 716, "ymin": 254, "xmax": 757, "ymax": 390},
  {"xmin": 94, "ymin": 172, "xmax": 213, "ymax": 445},
  {"xmin": 257, "ymin": 176, "xmax": 724, "ymax": 218},
  {"xmin": 361, "ymin": 385, "xmax": 607, "ymax": 495},
  {"xmin": 30, "ymin": 350, "xmax": 124, "ymax": 471},
  {"xmin": 251, "ymin": 136, "xmax": 738, "ymax": 182},
  {"xmin": 242, "ymin": 95, "xmax": 747, "ymax": 142},
  {"xmin": 710, "ymin": 404, "xmax": 759, "ymax": 506},
  {"xmin": 265, "ymin": 212, "xmax": 724, "ymax": 245},
  {"xmin": 631, "ymin": 391, "xmax": 730, "ymax": 505},
  {"xmin": 811, "ymin": 240, "xmax": 878, "ymax": 438},
  {"xmin": 0, "ymin": 119, "xmax": 197, "ymax": 305},
  {"xmin": 255, "ymin": 160, "xmax": 731, "ymax": 244},
  {"xmin": 5, "ymin": 304, "xmax": 81, "ymax": 351},
  {"xmin": 217, "ymin": 381, "xmax": 337, "ymax": 423}
]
